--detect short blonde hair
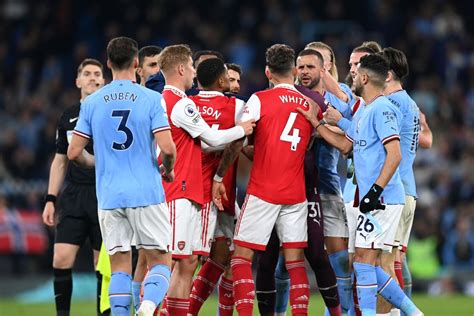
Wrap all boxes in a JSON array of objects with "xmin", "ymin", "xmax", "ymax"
[
  {"xmin": 305, "ymin": 41, "xmax": 338, "ymax": 81},
  {"xmin": 158, "ymin": 44, "xmax": 192, "ymax": 73}
]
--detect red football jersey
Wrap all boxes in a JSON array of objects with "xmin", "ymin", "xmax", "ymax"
[
  {"xmin": 162, "ymin": 85, "xmax": 204, "ymax": 205},
  {"xmin": 242, "ymin": 84, "xmax": 313, "ymax": 204},
  {"xmin": 190, "ymin": 91, "xmax": 243, "ymax": 214}
]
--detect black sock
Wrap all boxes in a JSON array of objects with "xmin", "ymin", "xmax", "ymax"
[
  {"xmin": 54, "ymin": 268, "xmax": 72, "ymax": 316},
  {"xmin": 96, "ymin": 271, "xmax": 111, "ymax": 315}
]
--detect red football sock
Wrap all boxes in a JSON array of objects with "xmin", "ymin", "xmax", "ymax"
[
  {"xmin": 189, "ymin": 258, "xmax": 225, "ymax": 315},
  {"xmin": 231, "ymin": 256, "xmax": 254, "ymax": 316},
  {"xmin": 286, "ymin": 260, "xmax": 310, "ymax": 316},
  {"xmin": 328, "ymin": 305, "xmax": 342, "ymax": 316},
  {"xmin": 166, "ymin": 297, "xmax": 189, "ymax": 316},
  {"xmin": 394, "ymin": 260, "xmax": 404, "ymax": 288},
  {"xmin": 218, "ymin": 276, "xmax": 234, "ymax": 316}
]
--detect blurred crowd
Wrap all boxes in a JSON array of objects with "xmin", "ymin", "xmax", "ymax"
[{"xmin": 0, "ymin": 0, "xmax": 473, "ymax": 277}]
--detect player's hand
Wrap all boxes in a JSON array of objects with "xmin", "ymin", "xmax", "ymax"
[
  {"xmin": 160, "ymin": 164, "xmax": 175, "ymax": 182},
  {"xmin": 42, "ymin": 202, "xmax": 56, "ymax": 226},
  {"xmin": 323, "ymin": 106, "xmax": 343, "ymax": 126},
  {"xmin": 359, "ymin": 183, "xmax": 386, "ymax": 213},
  {"xmin": 238, "ymin": 119, "xmax": 256, "ymax": 136},
  {"xmin": 212, "ymin": 181, "xmax": 228, "ymax": 211},
  {"xmin": 297, "ymin": 98, "xmax": 321, "ymax": 127}
]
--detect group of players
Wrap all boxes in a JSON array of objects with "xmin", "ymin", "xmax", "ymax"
[{"xmin": 42, "ymin": 35, "xmax": 432, "ymax": 316}]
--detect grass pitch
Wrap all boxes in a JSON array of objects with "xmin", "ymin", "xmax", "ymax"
[{"xmin": 1, "ymin": 294, "xmax": 473, "ymax": 315}]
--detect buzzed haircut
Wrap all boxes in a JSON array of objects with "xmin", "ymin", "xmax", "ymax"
[
  {"xmin": 266, "ymin": 44, "xmax": 295, "ymax": 76},
  {"xmin": 77, "ymin": 58, "xmax": 104, "ymax": 75},
  {"xmin": 358, "ymin": 54, "xmax": 389, "ymax": 87},
  {"xmin": 106, "ymin": 37, "xmax": 138, "ymax": 70},
  {"xmin": 361, "ymin": 41, "xmax": 383, "ymax": 53},
  {"xmin": 138, "ymin": 45, "xmax": 162, "ymax": 67},
  {"xmin": 197, "ymin": 58, "xmax": 227, "ymax": 88},
  {"xmin": 226, "ymin": 63, "xmax": 242, "ymax": 76},
  {"xmin": 380, "ymin": 47, "xmax": 409, "ymax": 81},
  {"xmin": 194, "ymin": 50, "xmax": 224, "ymax": 63},
  {"xmin": 297, "ymin": 49, "xmax": 324, "ymax": 67},
  {"xmin": 158, "ymin": 44, "xmax": 192, "ymax": 73}
]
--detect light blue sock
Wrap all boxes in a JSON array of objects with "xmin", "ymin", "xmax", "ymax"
[
  {"xmin": 402, "ymin": 256, "xmax": 412, "ymax": 298},
  {"xmin": 275, "ymin": 255, "xmax": 290, "ymax": 313},
  {"xmin": 142, "ymin": 264, "xmax": 171, "ymax": 306},
  {"xmin": 109, "ymin": 272, "xmax": 132, "ymax": 316},
  {"xmin": 375, "ymin": 266, "xmax": 419, "ymax": 315},
  {"xmin": 329, "ymin": 250, "xmax": 353, "ymax": 313},
  {"xmin": 353, "ymin": 262, "xmax": 377, "ymax": 316},
  {"xmin": 132, "ymin": 281, "xmax": 142, "ymax": 312}
]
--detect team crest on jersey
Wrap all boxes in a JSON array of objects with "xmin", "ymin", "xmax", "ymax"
[{"xmin": 178, "ymin": 241, "xmax": 186, "ymax": 250}]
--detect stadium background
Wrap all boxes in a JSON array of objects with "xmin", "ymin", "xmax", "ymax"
[{"xmin": 0, "ymin": 0, "xmax": 474, "ymax": 314}]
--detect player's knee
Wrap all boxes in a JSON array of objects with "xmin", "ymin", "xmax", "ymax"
[
  {"xmin": 53, "ymin": 251, "xmax": 75, "ymax": 269},
  {"xmin": 175, "ymin": 256, "xmax": 199, "ymax": 276}
]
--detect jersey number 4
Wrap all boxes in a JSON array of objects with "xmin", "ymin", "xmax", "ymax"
[
  {"xmin": 280, "ymin": 112, "xmax": 301, "ymax": 151},
  {"xmin": 112, "ymin": 110, "xmax": 133, "ymax": 150}
]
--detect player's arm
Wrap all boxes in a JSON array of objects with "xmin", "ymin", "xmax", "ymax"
[
  {"xmin": 322, "ymin": 70, "xmax": 350, "ymax": 103},
  {"xmin": 42, "ymin": 153, "xmax": 68, "ymax": 226},
  {"xmin": 418, "ymin": 111, "xmax": 433, "ymax": 149},
  {"xmin": 155, "ymin": 129, "xmax": 176, "ymax": 182},
  {"xmin": 67, "ymin": 134, "xmax": 95, "ymax": 168},
  {"xmin": 375, "ymin": 139, "xmax": 402, "ymax": 188},
  {"xmin": 297, "ymin": 100, "xmax": 352, "ymax": 155}
]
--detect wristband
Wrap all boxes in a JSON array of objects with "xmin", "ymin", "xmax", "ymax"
[
  {"xmin": 44, "ymin": 194, "xmax": 57, "ymax": 205},
  {"xmin": 315, "ymin": 122, "xmax": 324, "ymax": 129},
  {"xmin": 213, "ymin": 174, "xmax": 223, "ymax": 182}
]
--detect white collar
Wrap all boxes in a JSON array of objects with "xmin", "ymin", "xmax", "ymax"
[
  {"xmin": 274, "ymin": 83, "xmax": 297, "ymax": 91},
  {"xmin": 163, "ymin": 85, "xmax": 187, "ymax": 98},
  {"xmin": 198, "ymin": 90, "xmax": 225, "ymax": 97}
]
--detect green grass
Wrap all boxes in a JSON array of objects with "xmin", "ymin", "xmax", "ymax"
[{"xmin": 1, "ymin": 294, "xmax": 474, "ymax": 315}]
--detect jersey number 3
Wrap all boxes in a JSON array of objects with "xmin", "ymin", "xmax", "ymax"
[
  {"xmin": 112, "ymin": 110, "xmax": 133, "ymax": 150},
  {"xmin": 280, "ymin": 112, "xmax": 301, "ymax": 151}
]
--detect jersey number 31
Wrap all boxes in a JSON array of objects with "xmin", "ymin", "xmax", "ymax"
[{"xmin": 280, "ymin": 112, "xmax": 301, "ymax": 151}]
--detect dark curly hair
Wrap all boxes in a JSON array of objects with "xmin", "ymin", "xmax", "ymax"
[{"xmin": 265, "ymin": 44, "xmax": 295, "ymax": 76}]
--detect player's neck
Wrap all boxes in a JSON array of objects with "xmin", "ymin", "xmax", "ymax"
[
  {"xmin": 383, "ymin": 81, "xmax": 403, "ymax": 95},
  {"xmin": 164, "ymin": 78, "xmax": 187, "ymax": 92},
  {"xmin": 112, "ymin": 69, "xmax": 136, "ymax": 81},
  {"xmin": 271, "ymin": 76, "xmax": 295, "ymax": 87},
  {"xmin": 312, "ymin": 83, "xmax": 324, "ymax": 95},
  {"xmin": 362, "ymin": 86, "xmax": 383, "ymax": 104}
]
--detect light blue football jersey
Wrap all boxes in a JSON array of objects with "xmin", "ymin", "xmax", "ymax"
[
  {"xmin": 75, "ymin": 80, "xmax": 170, "ymax": 209},
  {"xmin": 386, "ymin": 90, "xmax": 420, "ymax": 198},
  {"xmin": 346, "ymin": 95, "xmax": 405, "ymax": 205}
]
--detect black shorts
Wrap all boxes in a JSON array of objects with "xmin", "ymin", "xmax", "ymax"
[{"xmin": 55, "ymin": 183, "xmax": 102, "ymax": 251}]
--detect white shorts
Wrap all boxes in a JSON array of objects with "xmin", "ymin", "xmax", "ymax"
[
  {"xmin": 194, "ymin": 201, "xmax": 218, "ymax": 256},
  {"xmin": 234, "ymin": 194, "xmax": 308, "ymax": 251},
  {"xmin": 394, "ymin": 196, "xmax": 416, "ymax": 252},
  {"xmin": 321, "ymin": 194, "xmax": 349, "ymax": 238},
  {"xmin": 168, "ymin": 199, "xmax": 201, "ymax": 259},
  {"xmin": 354, "ymin": 204, "xmax": 403, "ymax": 252},
  {"xmin": 99, "ymin": 203, "xmax": 171, "ymax": 256},
  {"xmin": 214, "ymin": 211, "xmax": 236, "ymax": 252},
  {"xmin": 345, "ymin": 201, "xmax": 358, "ymax": 253}
]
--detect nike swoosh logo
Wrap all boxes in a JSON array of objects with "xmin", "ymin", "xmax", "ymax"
[{"xmin": 69, "ymin": 117, "xmax": 78, "ymax": 123}]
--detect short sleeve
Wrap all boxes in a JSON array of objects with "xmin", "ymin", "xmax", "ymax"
[
  {"xmin": 234, "ymin": 99, "xmax": 246, "ymax": 123},
  {"xmin": 151, "ymin": 94, "xmax": 170, "ymax": 133},
  {"xmin": 240, "ymin": 94, "xmax": 261, "ymax": 122},
  {"xmin": 74, "ymin": 100, "xmax": 92, "ymax": 139},
  {"xmin": 170, "ymin": 97, "xmax": 210, "ymax": 138},
  {"xmin": 56, "ymin": 112, "xmax": 68, "ymax": 154},
  {"xmin": 375, "ymin": 104, "xmax": 400, "ymax": 145}
]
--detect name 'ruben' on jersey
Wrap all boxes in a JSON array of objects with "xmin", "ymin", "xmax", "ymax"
[
  {"xmin": 74, "ymin": 80, "xmax": 170, "ymax": 210},
  {"xmin": 386, "ymin": 89, "xmax": 420, "ymax": 198},
  {"xmin": 241, "ymin": 84, "xmax": 313, "ymax": 204}
]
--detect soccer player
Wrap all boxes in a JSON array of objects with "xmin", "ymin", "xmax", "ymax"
[
  {"xmin": 41, "ymin": 58, "xmax": 107, "ymax": 316},
  {"xmin": 157, "ymin": 44, "xmax": 254, "ymax": 316},
  {"xmin": 213, "ymin": 44, "xmax": 312, "ymax": 316},
  {"xmin": 298, "ymin": 54, "xmax": 424, "ymax": 316},
  {"xmin": 187, "ymin": 57, "xmax": 245, "ymax": 316},
  {"xmin": 137, "ymin": 45, "xmax": 162, "ymax": 85},
  {"xmin": 68, "ymin": 36, "xmax": 176, "ymax": 316},
  {"xmin": 226, "ymin": 63, "xmax": 242, "ymax": 94}
]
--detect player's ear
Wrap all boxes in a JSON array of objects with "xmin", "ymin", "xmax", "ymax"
[
  {"xmin": 291, "ymin": 66, "xmax": 297, "ymax": 77},
  {"xmin": 136, "ymin": 67, "xmax": 143, "ymax": 78},
  {"xmin": 386, "ymin": 70, "xmax": 393, "ymax": 83},
  {"xmin": 106, "ymin": 59, "xmax": 113, "ymax": 70},
  {"xmin": 178, "ymin": 63, "xmax": 185, "ymax": 76},
  {"xmin": 265, "ymin": 66, "xmax": 272, "ymax": 81},
  {"xmin": 133, "ymin": 57, "xmax": 139, "ymax": 69},
  {"xmin": 75, "ymin": 77, "xmax": 81, "ymax": 89}
]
